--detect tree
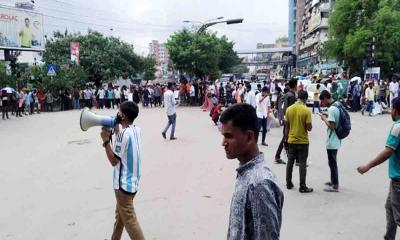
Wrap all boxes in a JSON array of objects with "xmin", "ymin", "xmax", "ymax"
[
  {"xmin": 142, "ymin": 57, "xmax": 157, "ymax": 81},
  {"xmin": 166, "ymin": 29, "xmax": 240, "ymax": 80},
  {"xmin": 322, "ymin": 0, "xmax": 400, "ymax": 76},
  {"xmin": 43, "ymin": 31, "xmax": 144, "ymax": 85}
]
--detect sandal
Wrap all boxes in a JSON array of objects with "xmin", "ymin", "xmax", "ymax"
[
  {"xmin": 299, "ymin": 187, "xmax": 314, "ymax": 193},
  {"xmin": 324, "ymin": 186, "xmax": 339, "ymax": 192}
]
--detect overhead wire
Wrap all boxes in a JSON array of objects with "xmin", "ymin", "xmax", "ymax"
[{"xmin": 36, "ymin": 0, "xmax": 181, "ymax": 28}]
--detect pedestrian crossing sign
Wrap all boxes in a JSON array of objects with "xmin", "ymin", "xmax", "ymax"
[{"xmin": 47, "ymin": 64, "xmax": 57, "ymax": 77}]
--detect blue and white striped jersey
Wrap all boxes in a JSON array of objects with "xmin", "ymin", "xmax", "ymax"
[{"xmin": 113, "ymin": 125, "xmax": 142, "ymax": 194}]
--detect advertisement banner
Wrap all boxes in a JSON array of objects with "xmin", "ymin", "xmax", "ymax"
[
  {"xmin": 70, "ymin": 42, "xmax": 80, "ymax": 64},
  {"xmin": 0, "ymin": 7, "xmax": 44, "ymax": 50}
]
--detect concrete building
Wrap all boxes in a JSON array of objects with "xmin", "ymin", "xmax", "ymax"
[
  {"xmin": 288, "ymin": 0, "xmax": 297, "ymax": 48},
  {"xmin": 296, "ymin": 0, "xmax": 336, "ymax": 73},
  {"xmin": 149, "ymin": 40, "xmax": 170, "ymax": 78},
  {"xmin": 254, "ymin": 38, "xmax": 290, "ymax": 79}
]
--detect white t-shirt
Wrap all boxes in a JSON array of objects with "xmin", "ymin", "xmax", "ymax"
[
  {"xmin": 114, "ymin": 89, "xmax": 121, "ymax": 99},
  {"xmin": 255, "ymin": 93, "xmax": 271, "ymax": 118},
  {"xmin": 245, "ymin": 91, "xmax": 256, "ymax": 108},
  {"xmin": 164, "ymin": 90, "xmax": 176, "ymax": 116},
  {"xmin": 98, "ymin": 89, "xmax": 105, "ymax": 99},
  {"xmin": 390, "ymin": 82, "xmax": 399, "ymax": 95}
]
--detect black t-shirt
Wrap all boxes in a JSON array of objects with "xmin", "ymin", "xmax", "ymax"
[{"xmin": 283, "ymin": 90, "xmax": 296, "ymax": 115}]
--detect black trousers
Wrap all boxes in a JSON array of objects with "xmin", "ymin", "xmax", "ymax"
[
  {"xmin": 275, "ymin": 125, "xmax": 286, "ymax": 159},
  {"xmin": 327, "ymin": 149, "xmax": 339, "ymax": 186},
  {"xmin": 2, "ymin": 101, "xmax": 9, "ymax": 119},
  {"xmin": 286, "ymin": 144, "xmax": 309, "ymax": 187},
  {"xmin": 385, "ymin": 181, "xmax": 400, "ymax": 240}
]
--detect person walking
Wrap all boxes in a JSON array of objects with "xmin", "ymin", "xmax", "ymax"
[
  {"xmin": 362, "ymin": 83, "xmax": 375, "ymax": 116},
  {"xmin": 312, "ymin": 84, "xmax": 322, "ymax": 114},
  {"xmin": 161, "ymin": 82, "xmax": 177, "ymax": 140},
  {"xmin": 319, "ymin": 90, "xmax": 341, "ymax": 192},
  {"xmin": 100, "ymin": 101, "xmax": 145, "ymax": 240},
  {"xmin": 220, "ymin": 103, "xmax": 283, "ymax": 239},
  {"xmin": 357, "ymin": 97, "xmax": 400, "ymax": 240},
  {"xmin": 285, "ymin": 90, "xmax": 313, "ymax": 193},
  {"xmin": 275, "ymin": 78, "xmax": 298, "ymax": 164},
  {"xmin": 255, "ymin": 87, "xmax": 270, "ymax": 146}
]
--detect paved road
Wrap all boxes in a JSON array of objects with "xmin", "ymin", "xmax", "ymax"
[{"xmin": 0, "ymin": 106, "xmax": 395, "ymax": 239}]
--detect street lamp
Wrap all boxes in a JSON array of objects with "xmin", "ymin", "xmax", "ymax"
[
  {"xmin": 183, "ymin": 17, "xmax": 243, "ymax": 33},
  {"xmin": 197, "ymin": 18, "xmax": 244, "ymax": 33}
]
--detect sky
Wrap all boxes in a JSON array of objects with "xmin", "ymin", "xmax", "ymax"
[{"xmin": 1, "ymin": 0, "xmax": 288, "ymax": 56}]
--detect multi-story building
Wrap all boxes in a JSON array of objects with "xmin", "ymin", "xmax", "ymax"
[
  {"xmin": 296, "ymin": 0, "xmax": 336, "ymax": 73},
  {"xmin": 149, "ymin": 40, "xmax": 170, "ymax": 78},
  {"xmin": 288, "ymin": 0, "xmax": 307, "ymax": 53},
  {"xmin": 255, "ymin": 38, "xmax": 290, "ymax": 78},
  {"xmin": 288, "ymin": 0, "xmax": 297, "ymax": 48}
]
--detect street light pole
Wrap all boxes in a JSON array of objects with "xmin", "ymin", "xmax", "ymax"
[
  {"xmin": 183, "ymin": 18, "xmax": 244, "ymax": 33},
  {"xmin": 197, "ymin": 18, "xmax": 244, "ymax": 33}
]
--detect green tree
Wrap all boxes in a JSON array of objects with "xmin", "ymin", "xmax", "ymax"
[
  {"xmin": 142, "ymin": 57, "xmax": 157, "ymax": 81},
  {"xmin": 322, "ymin": 0, "xmax": 400, "ymax": 76},
  {"xmin": 166, "ymin": 28, "xmax": 240, "ymax": 80},
  {"xmin": 43, "ymin": 31, "xmax": 143, "ymax": 85}
]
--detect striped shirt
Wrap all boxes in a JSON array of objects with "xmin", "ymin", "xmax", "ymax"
[{"xmin": 113, "ymin": 125, "xmax": 142, "ymax": 194}]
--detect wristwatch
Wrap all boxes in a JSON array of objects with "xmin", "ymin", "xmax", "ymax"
[{"xmin": 102, "ymin": 140, "xmax": 110, "ymax": 148}]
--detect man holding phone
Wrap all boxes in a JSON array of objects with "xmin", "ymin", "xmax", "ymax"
[{"xmin": 319, "ymin": 90, "xmax": 341, "ymax": 192}]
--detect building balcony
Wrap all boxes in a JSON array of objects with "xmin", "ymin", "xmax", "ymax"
[
  {"xmin": 320, "ymin": 2, "xmax": 331, "ymax": 12},
  {"xmin": 320, "ymin": 18, "xmax": 329, "ymax": 28}
]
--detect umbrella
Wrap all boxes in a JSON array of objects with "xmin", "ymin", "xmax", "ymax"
[
  {"xmin": 1, "ymin": 87, "xmax": 16, "ymax": 93},
  {"xmin": 350, "ymin": 77, "xmax": 361, "ymax": 83}
]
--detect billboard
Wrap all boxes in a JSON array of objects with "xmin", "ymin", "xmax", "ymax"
[
  {"xmin": 70, "ymin": 42, "xmax": 79, "ymax": 64},
  {"xmin": 0, "ymin": 7, "xmax": 44, "ymax": 50}
]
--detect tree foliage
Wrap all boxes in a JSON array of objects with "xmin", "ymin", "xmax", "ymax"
[
  {"xmin": 166, "ymin": 29, "xmax": 240, "ymax": 80},
  {"xmin": 322, "ymin": 0, "xmax": 400, "ymax": 76},
  {"xmin": 142, "ymin": 57, "xmax": 157, "ymax": 81},
  {"xmin": 43, "ymin": 31, "xmax": 147, "ymax": 85}
]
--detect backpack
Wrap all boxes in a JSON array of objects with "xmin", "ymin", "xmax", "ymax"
[{"xmin": 332, "ymin": 101, "xmax": 351, "ymax": 139}]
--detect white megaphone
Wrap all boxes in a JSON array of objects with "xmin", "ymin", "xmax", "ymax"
[{"xmin": 80, "ymin": 107, "xmax": 119, "ymax": 131}]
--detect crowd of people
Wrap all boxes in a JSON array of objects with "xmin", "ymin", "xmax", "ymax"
[{"xmin": 4, "ymin": 73, "xmax": 400, "ymax": 239}]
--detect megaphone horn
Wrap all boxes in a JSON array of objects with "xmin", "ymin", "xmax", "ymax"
[{"xmin": 80, "ymin": 107, "xmax": 118, "ymax": 131}]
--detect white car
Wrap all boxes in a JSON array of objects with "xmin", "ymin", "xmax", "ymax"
[{"xmin": 306, "ymin": 84, "xmax": 327, "ymax": 106}]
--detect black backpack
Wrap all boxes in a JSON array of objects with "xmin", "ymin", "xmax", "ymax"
[{"xmin": 332, "ymin": 101, "xmax": 351, "ymax": 139}]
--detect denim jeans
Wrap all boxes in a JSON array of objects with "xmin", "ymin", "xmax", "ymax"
[
  {"xmin": 163, "ymin": 113, "xmax": 176, "ymax": 138},
  {"xmin": 257, "ymin": 117, "xmax": 267, "ymax": 143},
  {"xmin": 366, "ymin": 100, "xmax": 374, "ymax": 114},
  {"xmin": 73, "ymin": 99, "xmax": 80, "ymax": 109},
  {"xmin": 312, "ymin": 101, "xmax": 321, "ymax": 113},
  {"xmin": 385, "ymin": 181, "xmax": 400, "ymax": 240},
  {"xmin": 327, "ymin": 149, "xmax": 338, "ymax": 186},
  {"xmin": 286, "ymin": 144, "xmax": 309, "ymax": 187}
]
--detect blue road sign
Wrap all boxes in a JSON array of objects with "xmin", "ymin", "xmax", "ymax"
[{"xmin": 46, "ymin": 64, "xmax": 58, "ymax": 77}]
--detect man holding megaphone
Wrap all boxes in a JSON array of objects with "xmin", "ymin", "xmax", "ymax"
[{"xmin": 98, "ymin": 101, "xmax": 145, "ymax": 240}]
